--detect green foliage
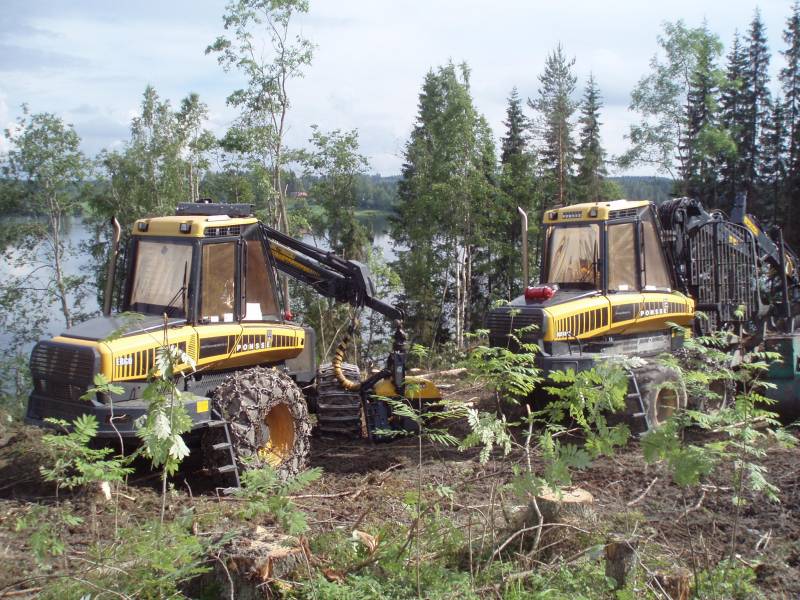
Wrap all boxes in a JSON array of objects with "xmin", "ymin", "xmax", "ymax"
[
  {"xmin": 529, "ymin": 44, "xmax": 578, "ymax": 207},
  {"xmin": 463, "ymin": 324, "xmax": 542, "ymax": 404},
  {"xmin": 14, "ymin": 504, "xmax": 82, "ymax": 568},
  {"xmin": 621, "ymin": 21, "xmax": 727, "ymax": 181},
  {"xmin": 39, "ymin": 414, "xmax": 132, "ymax": 493},
  {"xmin": 207, "ymin": 0, "xmax": 313, "ymax": 230},
  {"xmin": 461, "ymin": 407, "xmax": 514, "ymax": 463},
  {"xmin": 302, "ymin": 514, "xmax": 476, "ymax": 600},
  {"xmin": 694, "ymin": 561, "xmax": 763, "ymax": 599},
  {"xmin": 542, "ymin": 360, "xmax": 631, "ymax": 461},
  {"xmin": 38, "ymin": 516, "xmax": 211, "ymax": 599},
  {"xmin": 575, "ymin": 73, "xmax": 611, "ymax": 202},
  {"xmin": 393, "ymin": 61, "xmax": 498, "ymax": 349},
  {"xmin": 235, "ymin": 464, "xmax": 322, "ymax": 535},
  {"xmin": 1, "ymin": 107, "xmax": 91, "ymax": 330},
  {"xmin": 301, "ymin": 126, "xmax": 370, "ymax": 261},
  {"xmin": 644, "ymin": 330, "xmax": 794, "ymax": 504}
]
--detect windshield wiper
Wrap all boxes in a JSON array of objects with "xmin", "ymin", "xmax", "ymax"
[{"xmin": 164, "ymin": 262, "xmax": 188, "ymax": 317}]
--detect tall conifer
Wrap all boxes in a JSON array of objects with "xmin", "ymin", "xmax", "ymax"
[{"xmin": 575, "ymin": 74, "xmax": 608, "ymax": 202}]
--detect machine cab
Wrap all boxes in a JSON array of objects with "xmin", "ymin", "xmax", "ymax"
[
  {"xmin": 124, "ymin": 209, "xmax": 282, "ymax": 326},
  {"xmin": 541, "ymin": 200, "xmax": 673, "ymax": 295}
]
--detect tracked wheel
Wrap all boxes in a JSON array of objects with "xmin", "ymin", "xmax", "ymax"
[
  {"xmin": 204, "ymin": 367, "xmax": 311, "ymax": 480},
  {"xmin": 634, "ymin": 364, "xmax": 688, "ymax": 431},
  {"xmin": 315, "ymin": 362, "xmax": 363, "ymax": 437}
]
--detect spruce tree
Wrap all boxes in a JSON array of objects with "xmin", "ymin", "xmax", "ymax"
[
  {"xmin": 780, "ymin": 2, "xmax": 800, "ymax": 239},
  {"xmin": 575, "ymin": 74, "xmax": 608, "ymax": 202},
  {"xmin": 757, "ymin": 99, "xmax": 787, "ymax": 222},
  {"xmin": 529, "ymin": 44, "xmax": 577, "ymax": 207},
  {"xmin": 741, "ymin": 10, "xmax": 772, "ymax": 210},
  {"xmin": 680, "ymin": 26, "xmax": 731, "ymax": 208},
  {"xmin": 720, "ymin": 32, "xmax": 748, "ymax": 206},
  {"xmin": 493, "ymin": 88, "xmax": 537, "ymax": 298}
]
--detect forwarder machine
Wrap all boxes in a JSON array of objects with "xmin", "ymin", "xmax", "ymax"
[
  {"xmin": 487, "ymin": 195, "xmax": 800, "ymax": 430},
  {"xmin": 25, "ymin": 201, "xmax": 440, "ymax": 485}
]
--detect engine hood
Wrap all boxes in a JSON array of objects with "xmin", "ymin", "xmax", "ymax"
[{"xmin": 60, "ymin": 314, "xmax": 187, "ymax": 342}]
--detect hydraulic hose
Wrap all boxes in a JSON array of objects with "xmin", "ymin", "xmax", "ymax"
[{"xmin": 332, "ymin": 334, "xmax": 362, "ymax": 391}]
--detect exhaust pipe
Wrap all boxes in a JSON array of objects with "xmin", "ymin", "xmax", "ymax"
[
  {"xmin": 103, "ymin": 217, "xmax": 122, "ymax": 316},
  {"xmin": 518, "ymin": 207, "xmax": 528, "ymax": 290}
]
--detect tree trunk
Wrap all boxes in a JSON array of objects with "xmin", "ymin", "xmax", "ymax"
[{"xmin": 49, "ymin": 205, "xmax": 72, "ymax": 329}]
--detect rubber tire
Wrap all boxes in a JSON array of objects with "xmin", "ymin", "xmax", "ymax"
[
  {"xmin": 208, "ymin": 367, "xmax": 311, "ymax": 480},
  {"xmin": 315, "ymin": 362, "xmax": 363, "ymax": 437},
  {"xmin": 635, "ymin": 364, "xmax": 688, "ymax": 431}
]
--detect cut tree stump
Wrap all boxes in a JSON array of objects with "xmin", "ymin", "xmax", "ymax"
[
  {"xmin": 605, "ymin": 537, "xmax": 637, "ymax": 589},
  {"xmin": 652, "ymin": 568, "xmax": 691, "ymax": 600},
  {"xmin": 503, "ymin": 487, "xmax": 595, "ymax": 559},
  {"xmin": 209, "ymin": 526, "xmax": 305, "ymax": 600}
]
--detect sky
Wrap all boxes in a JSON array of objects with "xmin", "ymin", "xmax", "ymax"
[{"xmin": 0, "ymin": 0, "xmax": 795, "ymax": 176}]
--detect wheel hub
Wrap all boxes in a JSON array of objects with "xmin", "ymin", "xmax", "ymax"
[{"xmin": 257, "ymin": 403, "xmax": 295, "ymax": 466}]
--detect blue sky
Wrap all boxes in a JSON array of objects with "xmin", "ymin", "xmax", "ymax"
[{"xmin": 0, "ymin": 0, "xmax": 794, "ymax": 175}]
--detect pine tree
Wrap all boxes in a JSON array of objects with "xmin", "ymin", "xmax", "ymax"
[
  {"xmin": 529, "ymin": 44, "xmax": 577, "ymax": 207},
  {"xmin": 780, "ymin": 2, "xmax": 800, "ymax": 241},
  {"xmin": 575, "ymin": 74, "xmax": 608, "ymax": 202},
  {"xmin": 720, "ymin": 32, "xmax": 748, "ymax": 206},
  {"xmin": 740, "ymin": 10, "xmax": 772, "ymax": 210}
]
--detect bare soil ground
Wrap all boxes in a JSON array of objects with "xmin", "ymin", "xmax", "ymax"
[{"xmin": 1, "ymin": 385, "xmax": 798, "ymax": 598}]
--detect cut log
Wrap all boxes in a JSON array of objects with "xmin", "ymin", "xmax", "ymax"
[
  {"xmin": 605, "ymin": 537, "xmax": 637, "ymax": 589},
  {"xmin": 211, "ymin": 526, "xmax": 304, "ymax": 600}
]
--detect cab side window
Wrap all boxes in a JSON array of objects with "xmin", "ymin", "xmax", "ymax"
[
  {"xmin": 641, "ymin": 212, "xmax": 671, "ymax": 290},
  {"xmin": 201, "ymin": 242, "xmax": 236, "ymax": 322}
]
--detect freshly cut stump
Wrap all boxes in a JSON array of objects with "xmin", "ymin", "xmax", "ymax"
[
  {"xmin": 505, "ymin": 487, "xmax": 595, "ymax": 559},
  {"xmin": 633, "ymin": 363, "xmax": 688, "ymax": 432},
  {"xmin": 315, "ymin": 362, "xmax": 363, "ymax": 437},
  {"xmin": 206, "ymin": 367, "xmax": 311, "ymax": 481},
  {"xmin": 211, "ymin": 526, "xmax": 304, "ymax": 600}
]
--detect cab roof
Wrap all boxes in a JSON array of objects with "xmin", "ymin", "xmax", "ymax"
[
  {"xmin": 544, "ymin": 199, "xmax": 652, "ymax": 223},
  {"xmin": 132, "ymin": 214, "xmax": 259, "ymax": 238}
]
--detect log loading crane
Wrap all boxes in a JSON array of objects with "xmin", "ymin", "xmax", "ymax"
[
  {"xmin": 487, "ymin": 195, "xmax": 800, "ymax": 430},
  {"xmin": 25, "ymin": 201, "xmax": 440, "ymax": 484}
]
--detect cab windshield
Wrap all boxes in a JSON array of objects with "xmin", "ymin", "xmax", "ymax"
[
  {"xmin": 545, "ymin": 224, "xmax": 600, "ymax": 288},
  {"xmin": 129, "ymin": 240, "xmax": 193, "ymax": 316}
]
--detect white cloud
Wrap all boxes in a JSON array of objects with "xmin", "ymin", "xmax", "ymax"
[{"xmin": 1, "ymin": 0, "xmax": 795, "ymax": 175}]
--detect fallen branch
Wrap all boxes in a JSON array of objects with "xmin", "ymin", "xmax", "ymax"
[{"xmin": 627, "ymin": 477, "xmax": 658, "ymax": 507}]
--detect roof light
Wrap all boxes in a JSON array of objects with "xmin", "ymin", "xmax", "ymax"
[
  {"xmin": 137, "ymin": 221, "xmax": 149, "ymax": 232},
  {"xmin": 589, "ymin": 206, "xmax": 598, "ymax": 217},
  {"xmin": 524, "ymin": 285, "xmax": 556, "ymax": 301},
  {"xmin": 179, "ymin": 222, "xmax": 192, "ymax": 234},
  {"xmin": 548, "ymin": 211, "xmax": 558, "ymax": 220}
]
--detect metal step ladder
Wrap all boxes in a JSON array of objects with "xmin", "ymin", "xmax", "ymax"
[
  {"xmin": 206, "ymin": 409, "xmax": 240, "ymax": 488},
  {"xmin": 626, "ymin": 369, "xmax": 648, "ymax": 432}
]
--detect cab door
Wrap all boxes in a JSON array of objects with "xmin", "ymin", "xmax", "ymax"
[
  {"xmin": 194, "ymin": 239, "xmax": 243, "ymax": 368},
  {"xmin": 606, "ymin": 220, "xmax": 644, "ymax": 333}
]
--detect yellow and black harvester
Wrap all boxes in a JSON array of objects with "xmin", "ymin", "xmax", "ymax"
[
  {"xmin": 25, "ymin": 201, "xmax": 439, "ymax": 484},
  {"xmin": 487, "ymin": 195, "xmax": 800, "ymax": 430}
]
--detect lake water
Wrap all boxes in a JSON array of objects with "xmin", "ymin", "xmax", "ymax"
[{"xmin": 0, "ymin": 213, "xmax": 398, "ymax": 347}]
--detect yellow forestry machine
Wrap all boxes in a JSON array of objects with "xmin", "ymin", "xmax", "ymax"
[
  {"xmin": 487, "ymin": 195, "xmax": 800, "ymax": 430},
  {"xmin": 25, "ymin": 201, "xmax": 440, "ymax": 485}
]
